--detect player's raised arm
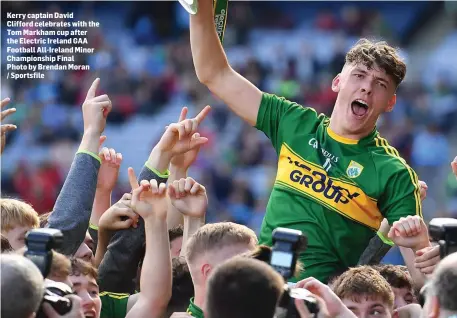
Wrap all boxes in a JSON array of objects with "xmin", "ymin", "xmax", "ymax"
[{"xmin": 190, "ymin": 0, "xmax": 262, "ymax": 126}]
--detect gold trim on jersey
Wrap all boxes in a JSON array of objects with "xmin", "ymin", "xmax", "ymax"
[
  {"xmin": 276, "ymin": 144, "xmax": 383, "ymax": 230},
  {"xmin": 374, "ymin": 136, "xmax": 422, "ymax": 218},
  {"xmin": 327, "ymin": 126, "xmax": 359, "ymax": 145}
]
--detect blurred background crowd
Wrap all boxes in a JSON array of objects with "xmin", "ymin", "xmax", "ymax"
[{"xmin": 1, "ymin": 1, "xmax": 457, "ymax": 262}]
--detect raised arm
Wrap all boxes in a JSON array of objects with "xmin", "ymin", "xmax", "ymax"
[
  {"xmin": 97, "ymin": 107, "xmax": 210, "ymax": 293},
  {"xmin": 190, "ymin": 0, "xmax": 262, "ymax": 125},
  {"xmin": 47, "ymin": 78, "xmax": 112, "ymax": 256},
  {"xmin": 126, "ymin": 169, "xmax": 172, "ymax": 318},
  {"xmin": 167, "ymin": 177, "xmax": 208, "ymax": 257}
]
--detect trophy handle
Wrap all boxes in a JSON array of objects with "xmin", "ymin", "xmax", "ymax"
[{"xmin": 178, "ymin": 0, "xmax": 198, "ymax": 15}]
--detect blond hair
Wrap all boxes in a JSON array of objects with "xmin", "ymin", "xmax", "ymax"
[
  {"xmin": 346, "ymin": 38, "xmax": 406, "ymax": 87},
  {"xmin": 186, "ymin": 222, "xmax": 258, "ymax": 263},
  {"xmin": 331, "ymin": 266, "xmax": 394, "ymax": 309},
  {"xmin": 1, "ymin": 199, "xmax": 39, "ymax": 232}
]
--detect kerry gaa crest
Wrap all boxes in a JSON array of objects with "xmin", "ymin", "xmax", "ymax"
[{"xmin": 346, "ymin": 160, "xmax": 364, "ymax": 178}]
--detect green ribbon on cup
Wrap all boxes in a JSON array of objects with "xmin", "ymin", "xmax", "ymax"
[{"xmin": 213, "ymin": 0, "xmax": 228, "ymax": 43}]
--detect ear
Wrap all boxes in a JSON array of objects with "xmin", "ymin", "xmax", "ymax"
[
  {"xmin": 331, "ymin": 74, "xmax": 341, "ymax": 93},
  {"xmin": 201, "ymin": 263, "xmax": 212, "ymax": 280},
  {"xmin": 385, "ymin": 94, "xmax": 396, "ymax": 112}
]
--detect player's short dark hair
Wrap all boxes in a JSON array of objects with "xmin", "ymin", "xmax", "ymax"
[
  {"xmin": 346, "ymin": 38, "xmax": 406, "ymax": 87},
  {"xmin": 165, "ymin": 256, "xmax": 194, "ymax": 316},
  {"xmin": 70, "ymin": 258, "xmax": 98, "ymax": 281},
  {"xmin": 330, "ymin": 266, "xmax": 394, "ymax": 309},
  {"xmin": 169, "ymin": 224, "xmax": 184, "ymax": 243},
  {"xmin": 205, "ymin": 257, "xmax": 284, "ymax": 318},
  {"xmin": 372, "ymin": 264, "xmax": 413, "ymax": 290}
]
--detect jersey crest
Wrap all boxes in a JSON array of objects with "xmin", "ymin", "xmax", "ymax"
[{"xmin": 346, "ymin": 160, "xmax": 364, "ymax": 178}]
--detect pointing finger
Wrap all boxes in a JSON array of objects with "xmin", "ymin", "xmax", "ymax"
[
  {"xmin": 85, "ymin": 78, "xmax": 100, "ymax": 101},
  {"xmin": 195, "ymin": 105, "xmax": 211, "ymax": 124},
  {"xmin": 128, "ymin": 167, "xmax": 139, "ymax": 189},
  {"xmin": 178, "ymin": 107, "xmax": 188, "ymax": 122},
  {"xmin": 98, "ymin": 136, "xmax": 107, "ymax": 149}
]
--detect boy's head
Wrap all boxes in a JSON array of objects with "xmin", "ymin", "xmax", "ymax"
[
  {"xmin": 74, "ymin": 231, "xmax": 95, "ymax": 263},
  {"xmin": 164, "ymin": 256, "xmax": 195, "ymax": 316},
  {"xmin": 372, "ymin": 264, "xmax": 416, "ymax": 309},
  {"xmin": 169, "ymin": 225, "xmax": 184, "ymax": 258},
  {"xmin": 205, "ymin": 257, "xmax": 284, "ymax": 318},
  {"xmin": 1, "ymin": 199, "xmax": 39, "ymax": 250},
  {"xmin": 331, "ymin": 266, "xmax": 394, "ymax": 318},
  {"xmin": 68, "ymin": 258, "xmax": 101, "ymax": 318},
  {"xmin": 331, "ymin": 38, "xmax": 406, "ymax": 139},
  {"xmin": 186, "ymin": 222, "xmax": 257, "ymax": 287}
]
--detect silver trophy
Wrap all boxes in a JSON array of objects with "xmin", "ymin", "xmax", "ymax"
[{"xmin": 178, "ymin": 0, "xmax": 198, "ymax": 14}]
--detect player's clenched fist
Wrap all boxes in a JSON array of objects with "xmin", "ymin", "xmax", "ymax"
[
  {"xmin": 128, "ymin": 167, "xmax": 168, "ymax": 221},
  {"xmin": 168, "ymin": 177, "xmax": 208, "ymax": 218},
  {"xmin": 387, "ymin": 215, "xmax": 430, "ymax": 251},
  {"xmin": 82, "ymin": 78, "xmax": 112, "ymax": 134}
]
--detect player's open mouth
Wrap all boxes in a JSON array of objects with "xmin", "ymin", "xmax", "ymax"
[
  {"xmin": 351, "ymin": 99, "xmax": 369, "ymax": 118},
  {"xmin": 84, "ymin": 310, "xmax": 96, "ymax": 318}
]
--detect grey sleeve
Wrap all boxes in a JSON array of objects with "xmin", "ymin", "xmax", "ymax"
[
  {"xmin": 357, "ymin": 232, "xmax": 393, "ymax": 265},
  {"xmin": 47, "ymin": 152, "xmax": 100, "ymax": 256},
  {"xmin": 97, "ymin": 165, "xmax": 168, "ymax": 293}
]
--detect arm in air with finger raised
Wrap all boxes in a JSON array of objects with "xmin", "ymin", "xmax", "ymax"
[
  {"xmin": 47, "ymin": 78, "xmax": 113, "ymax": 256},
  {"xmin": 125, "ymin": 168, "xmax": 172, "ymax": 318}
]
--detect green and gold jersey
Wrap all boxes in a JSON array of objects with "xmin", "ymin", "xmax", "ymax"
[
  {"xmin": 100, "ymin": 292, "xmax": 129, "ymax": 318},
  {"xmin": 256, "ymin": 93, "xmax": 422, "ymax": 283}
]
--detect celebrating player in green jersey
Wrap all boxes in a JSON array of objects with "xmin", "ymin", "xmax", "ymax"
[{"xmin": 189, "ymin": 0, "xmax": 422, "ymax": 283}]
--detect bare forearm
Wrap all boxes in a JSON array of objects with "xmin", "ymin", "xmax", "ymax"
[
  {"xmin": 95, "ymin": 228, "xmax": 112, "ymax": 268},
  {"xmin": 141, "ymin": 218, "xmax": 172, "ymax": 307},
  {"xmin": 146, "ymin": 147, "xmax": 172, "ymax": 176},
  {"xmin": 90, "ymin": 190, "xmax": 111, "ymax": 227},
  {"xmin": 78, "ymin": 130, "xmax": 100, "ymax": 154},
  {"xmin": 167, "ymin": 166, "xmax": 186, "ymax": 229},
  {"xmin": 400, "ymin": 246, "xmax": 427, "ymax": 290},
  {"xmin": 180, "ymin": 215, "xmax": 204, "ymax": 257},
  {"xmin": 190, "ymin": 0, "xmax": 230, "ymax": 84}
]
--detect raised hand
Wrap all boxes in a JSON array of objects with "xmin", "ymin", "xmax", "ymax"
[
  {"xmin": 157, "ymin": 105, "xmax": 210, "ymax": 157},
  {"xmin": 97, "ymin": 136, "xmax": 123, "ymax": 192},
  {"xmin": 387, "ymin": 215, "xmax": 430, "ymax": 251},
  {"xmin": 168, "ymin": 177, "xmax": 208, "ymax": 218},
  {"xmin": 128, "ymin": 167, "xmax": 167, "ymax": 221},
  {"xmin": 99, "ymin": 193, "xmax": 139, "ymax": 231},
  {"xmin": 170, "ymin": 107, "xmax": 204, "ymax": 170},
  {"xmin": 82, "ymin": 78, "xmax": 112, "ymax": 135},
  {"xmin": 1, "ymin": 98, "xmax": 17, "ymax": 154}
]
